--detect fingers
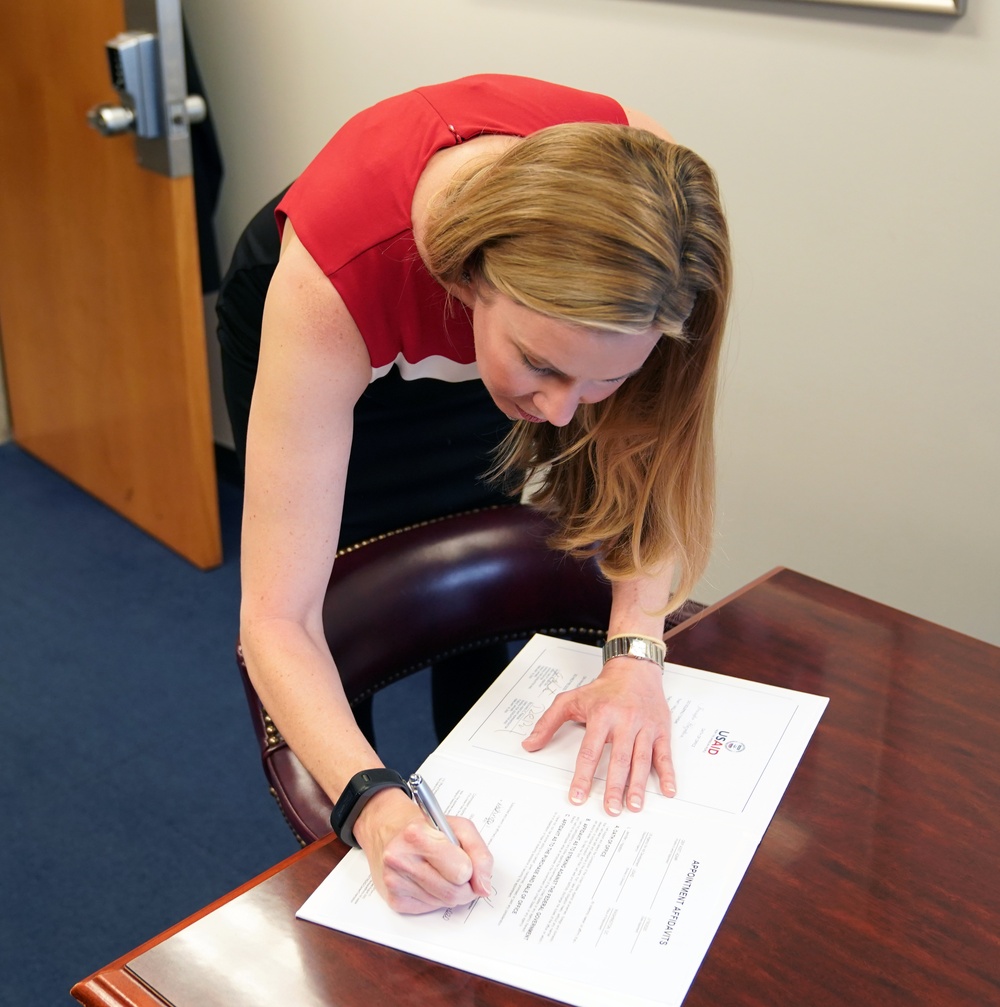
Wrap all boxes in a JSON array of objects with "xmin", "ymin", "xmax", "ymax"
[
  {"xmin": 566, "ymin": 715, "xmax": 675, "ymax": 816},
  {"xmin": 584, "ymin": 723, "xmax": 644, "ymax": 817},
  {"xmin": 624, "ymin": 731, "xmax": 654, "ymax": 812},
  {"xmin": 567, "ymin": 724, "xmax": 605, "ymax": 807},
  {"xmin": 451, "ymin": 817, "xmax": 494, "ymax": 897},
  {"xmin": 651, "ymin": 735, "xmax": 677, "ymax": 798},
  {"xmin": 520, "ymin": 694, "xmax": 574, "ymax": 752},
  {"xmin": 378, "ymin": 816, "xmax": 493, "ymax": 914},
  {"xmin": 522, "ymin": 696, "xmax": 621, "ymax": 811}
]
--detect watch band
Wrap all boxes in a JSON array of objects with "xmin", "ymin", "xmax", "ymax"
[
  {"xmin": 330, "ymin": 768, "xmax": 410, "ymax": 848},
  {"xmin": 602, "ymin": 633, "xmax": 666, "ymax": 669}
]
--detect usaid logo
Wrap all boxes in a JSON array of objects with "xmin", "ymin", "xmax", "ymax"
[{"xmin": 707, "ymin": 730, "xmax": 746, "ymax": 755}]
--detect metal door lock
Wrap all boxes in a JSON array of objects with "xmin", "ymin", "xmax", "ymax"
[
  {"xmin": 85, "ymin": 0, "xmax": 205, "ymax": 177},
  {"xmin": 88, "ymin": 93, "xmax": 206, "ymax": 138}
]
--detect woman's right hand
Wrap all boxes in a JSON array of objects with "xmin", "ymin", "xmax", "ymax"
[{"xmin": 354, "ymin": 788, "xmax": 494, "ymax": 914}]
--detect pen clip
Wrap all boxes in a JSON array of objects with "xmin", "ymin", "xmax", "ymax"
[
  {"xmin": 407, "ymin": 773, "xmax": 432, "ymax": 817},
  {"xmin": 407, "ymin": 772, "xmax": 459, "ymax": 845}
]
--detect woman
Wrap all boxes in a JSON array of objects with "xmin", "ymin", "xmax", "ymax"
[{"xmin": 218, "ymin": 74, "xmax": 731, "ymax": 915}]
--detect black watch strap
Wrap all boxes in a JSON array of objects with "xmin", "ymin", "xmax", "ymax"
[{"xmin": 330, "ymin": 768, "xmax": 410, "ymax": 848}]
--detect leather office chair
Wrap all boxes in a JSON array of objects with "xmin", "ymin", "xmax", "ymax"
[{"xmin": 237, "ymin": 504, "xmax": 700, "ymax": 845}]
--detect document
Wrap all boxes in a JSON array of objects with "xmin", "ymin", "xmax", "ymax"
[{"xmin": 298, "ymin": 635, "xmax": 828, "ymax": 1007}]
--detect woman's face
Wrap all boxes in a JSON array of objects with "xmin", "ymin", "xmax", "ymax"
[{"xmin": 472, "ymin": 291, "xmax": 660, "ymax": 427}]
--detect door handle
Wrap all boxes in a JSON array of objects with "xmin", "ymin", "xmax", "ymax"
[{"xmin": 86, "ymin": 0, "xmax": 205, "ymax": 178}]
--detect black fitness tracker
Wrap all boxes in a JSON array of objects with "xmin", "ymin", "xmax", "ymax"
[{"xmin": 330, "ymin": 768, "xmax": 410, "ymax": 848}]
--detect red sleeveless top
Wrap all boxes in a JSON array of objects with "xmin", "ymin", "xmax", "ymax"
[{"xmin": 276, "ymin": 75, "xmax": 626, "ymax": 382}]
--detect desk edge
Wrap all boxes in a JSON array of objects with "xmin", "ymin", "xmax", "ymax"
[{"xmin": 70, "ymin": 833, "xmax": 342, "ymax": 1004}]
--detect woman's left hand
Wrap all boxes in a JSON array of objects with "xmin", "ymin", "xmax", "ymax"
[{"xmin": 520, "ymin": 657, "xmax": 676, "ymax": 815}]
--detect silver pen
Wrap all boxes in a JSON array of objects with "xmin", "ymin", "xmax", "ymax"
[{"xmin": 407, "ymin": 773, "xmax": 459, "ymax": 845}]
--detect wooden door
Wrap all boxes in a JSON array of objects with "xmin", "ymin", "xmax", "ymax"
[{"xmin": 0, "ymin": 0, "xmax": 221, "ymax": 568}]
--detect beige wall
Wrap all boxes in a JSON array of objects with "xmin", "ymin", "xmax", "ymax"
[{"xmin": 184, "ymin": 0, "xmax": 1000, "ymax": 646}]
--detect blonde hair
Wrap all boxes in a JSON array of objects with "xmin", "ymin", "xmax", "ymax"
[{"xmin": 422, "ymin": 123, "xmax": 732, "ymax": 610}]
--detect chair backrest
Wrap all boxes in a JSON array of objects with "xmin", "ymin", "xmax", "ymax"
[{"xmin": 237, "ymin": 505, "xmax": 615, "ymax": 844}]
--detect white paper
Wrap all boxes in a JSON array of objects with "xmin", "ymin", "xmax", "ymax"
[{"xmin": 297, "ymin": 635, "xmax": 828, "ymax": 1007}]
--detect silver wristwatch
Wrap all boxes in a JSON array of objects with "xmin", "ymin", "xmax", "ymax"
[{"xmin": 602, "ymin": 634, "xmax": 666, "ymax": 669}]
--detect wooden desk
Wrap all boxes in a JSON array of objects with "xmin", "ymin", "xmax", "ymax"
[{"xmin": 72, "ymin": 568, "xmax": 1000, "ymax": 1007}]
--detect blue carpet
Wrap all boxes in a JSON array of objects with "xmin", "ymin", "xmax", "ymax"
[{"xmin": 0, "ymin": 443, "xmax": 436, "ymax": 1005}]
